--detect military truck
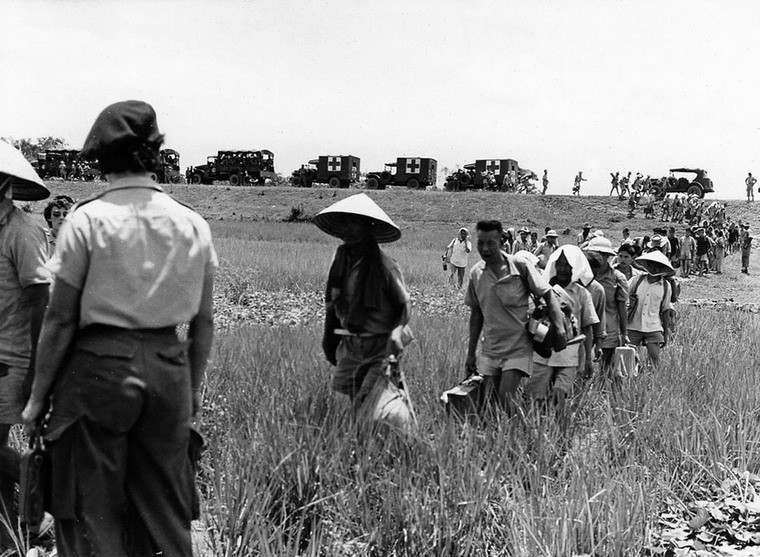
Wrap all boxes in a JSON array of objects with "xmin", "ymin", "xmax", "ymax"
[
  {"xmin": 291, "ymin": 155, "xmax": 360, "ymax": 188},
  {"xmin": 187, "ymin": 150, "xmax": 275, "ymax": 185},
  {"xmin": 647, "ymin": 168, "xmax": 714, "ymax": 198},
  {"xmin": 365, "ymin": 157, "xmax": 437, "ymax": 190},
  {"xmin": 34, "ymin": 149, "xmax": 100, "ymax": 181},
  {"xmin": 444, "ymin": 159, "xmax": 519, "ymax": 191},
  {"xmin": 156, "ymin": 149, "xmax": 181, "ymax": 184}
]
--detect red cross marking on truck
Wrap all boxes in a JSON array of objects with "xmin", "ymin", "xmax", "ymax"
[
  {"xmin": 486, "ymin": 160, "xmax": 501, "ymax": 174},
  {"xmin": 328, "ymin": 157, "xmax": 341, "ymax": 172},
  {"xmin": 406, "ymin": 158, "xmax": 421, "ymax": 174}
]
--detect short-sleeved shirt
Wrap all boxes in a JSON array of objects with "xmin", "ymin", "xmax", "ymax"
[
  {"xmin": 614, "ymin": 263, "xmax": 643, "ymax": 281},
  {"xmin": 47, "ymin": 177, "xmax": 218, "ymax": 329},
  {"xmin": 627, "ymin": 276, "xmax": 672, "ymax": 333},
  {"xmin": 534, "ymin": 282, "xmax": 599, "ymax": 367},
  {"xmin": 595, "ymin": 266, "xmax": 629, "ymax": 348},
  {"xmin": 0, "ymin": 204, "xmax": 52, "ymax": 367},
  {"xmin": 465, "ymin": 253, "xmax": 551, "ymax": 362},
  {"xmin": 584, "ymin": 279, "xmax": 607, "ymax": 342},
  {"xmin": 447, "ymin": 238, "xmax": 471, "ymax": 268},
  {"xmin": 679, "ymin": 236, "xmax": 695, "ymax": 258},
  {"xmin": 695, "ymin": 236, "xmax": 711, "ymax": 256},
  {"xmin": 512, "ymin": 238, "xmax": 531, "ymax": 254}
]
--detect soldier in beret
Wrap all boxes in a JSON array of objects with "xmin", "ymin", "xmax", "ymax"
[{"xmin": 22, "ymin": 100, "xmax": 218, "ymax": 556}]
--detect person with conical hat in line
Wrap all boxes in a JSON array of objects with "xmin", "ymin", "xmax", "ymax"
[
  {"xmin": 626, "ymin": 251, "xmax": 674, "ymax": 367},
  {"xmin": 22, "ymin": 101, "xmax": 218, "ymax": 557},
  {"xmin": 0, "ymin": 141, "xmax": 52, "ymax": 548},
  {"xmin": 583, "ymin": 237, "xmax": 629, "ymax": 374},
  {"xmin": 315, "ymin": 193, "xmax": 412, "ymax": 406}
]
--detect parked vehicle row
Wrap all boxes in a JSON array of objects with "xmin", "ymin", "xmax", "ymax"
[{"xmin": 33, "ymin": 148, "xmax": 182, "ymax": 184}]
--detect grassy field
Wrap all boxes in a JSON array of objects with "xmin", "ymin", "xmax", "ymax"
[{"xmin": 37, "ymin": 182, "xmax": 760, "ymax": 555}]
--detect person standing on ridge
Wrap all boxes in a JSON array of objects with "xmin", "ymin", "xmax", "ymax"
[{"xmin": 746, "ymin": 172, "xmax": 756, "ymax": 202}]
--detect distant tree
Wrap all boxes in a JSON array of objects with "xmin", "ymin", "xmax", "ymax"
[{"xmin": 0, "ymin": 136, "xmax": 68, "ymax": 161}]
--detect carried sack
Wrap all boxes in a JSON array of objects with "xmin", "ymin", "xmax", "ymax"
[
  {"xmin": 362, "ymin": 356, "xmax": 418, "ymax": 436},
  {"xmin": 19, "ymin": 424, "xmax": 50, "ymax": 536},
  {"xmin": 528, "ymin": 285, "xmax": 580, "ymax": 358},
  {"xmin": 440, "ymin": 374, "xmax": 485, "ymax": 421}
]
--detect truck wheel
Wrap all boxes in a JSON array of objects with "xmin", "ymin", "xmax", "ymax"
[
  {"xmin": 460, "ymin": 173, "xmax": 472, "ymax": 185},
  {"xmin": 229, "ymin": 174, "xmax": 240, "ymax": 186},
  {"xmin": 366, "ymin": 177, "xmax": 379, "ymax": 190},
  {"xmin": 380, "ymin": 170, "xmax": 392, "ymax": 182},
  {"xmin": 687, "ymin": 184, "xmax": 704, "ymax": 198},
  {"xmin": 191, "ymin": 173, "xmax": 203, "ymax": 184},
  {"xmin": 328, "ymin": 176, "xmax": 341, "ymax": 188},
  {"xmin": 407, "ymin": 178, "xmax": 420, "ymax": 189},
  {"xmin": 649, "ymin": 184, "xmax": 664, "ymax": 198}
]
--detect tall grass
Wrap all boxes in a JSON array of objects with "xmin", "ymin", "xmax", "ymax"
[{"xmin": 197, "ymin": 307, "xmax": 760, "ymax": 556}]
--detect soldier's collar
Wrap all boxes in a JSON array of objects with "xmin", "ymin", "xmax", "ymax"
[{"xmin": 105, "ymin": 175, "xmax": 164, "ymax": 193}]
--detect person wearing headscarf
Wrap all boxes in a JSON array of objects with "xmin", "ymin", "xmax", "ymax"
[
  {"xmin": 444, "ymin": 227, "xmax": 472, "ymax": 289},
  {"xmin": 0, "ymin": 141, "xmax": 51, "ymax": 547},
  {"xmin": 316, "ymin": 193, "xmax": 412, "ymax": 406},
  {"xmin": 525, "ymin": 246, "xmax": 598, "ymax": 411},
  {"xmin": 626, "ymin": 251, "xmax": 674, "ymax": 367},
  {"xmin": 22, "ymin": 101, "xmax": 218, "ymax": 556}
]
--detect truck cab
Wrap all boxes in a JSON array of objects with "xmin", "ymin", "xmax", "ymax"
[{"xmin": 366, "ymin": 157, "xmax": 437, "ymax": 190}]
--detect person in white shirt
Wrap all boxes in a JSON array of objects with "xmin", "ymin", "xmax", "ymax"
[
  {"xmin": 445, "ymin": 227, "xmax": 472, "ymax": 289},
  {"xmin": 626, "ymin": 250, "xmax": 673, "ymax": 367}
]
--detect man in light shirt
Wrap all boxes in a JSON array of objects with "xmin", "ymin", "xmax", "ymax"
[
  {"xmin": 445, "ymin": 227, "xmax": 472, "ymax": 289},
  {"xmin": 626, "ymin": 250, "xmax": 673, "ymax": 368}
]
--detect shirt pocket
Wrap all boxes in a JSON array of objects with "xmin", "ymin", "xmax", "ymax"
[{"xmin": 493, "ymin": 277, "xmax": 525, "ymax": 309}]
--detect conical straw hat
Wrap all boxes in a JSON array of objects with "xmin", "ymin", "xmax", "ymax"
[
  {"xmin": 636, "ymin": 250, "xmax": 675, "ymax": 275},
  {"xmin": 314, "ymin": 193, "xmax": 401, "ymax": 243},
  {"xmin": 0, "ymin": 142, "xmax": 49, "ymax": 201}
]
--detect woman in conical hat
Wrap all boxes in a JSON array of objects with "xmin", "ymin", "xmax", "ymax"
[
  {"xmin": 315, "ymin": 193, "xmax": 412, "ymax": 405},
  {"xmin": 0, "ymin": 141, "xmax": 49, "ymax": 201},
  {"xmin": 0, "ymin": 142, "xmax": 51, "ymax": 533}
]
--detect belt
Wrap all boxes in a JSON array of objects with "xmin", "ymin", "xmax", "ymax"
[
  {"xmin": 334, "ymin": 328, "xmax": 387, "ymax": 338},
  {"xmin": 81, "ymin": 324, "xmax": 178, "ymax": 337}
]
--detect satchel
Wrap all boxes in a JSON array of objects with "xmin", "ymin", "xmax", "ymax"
[
  {"xmin": 529, "ymin": 286, "xmax": 580, "ymax": 358},
  {"xmin": 361, "ymin": 355, "xmax": 418, "ymax": 437},
  {"xmin": 440, "ymin": 373, "xmax": 485, "ymax": 422},
  {"xmin": 19, "ymin": 425, "xmax": 50, "ymax": 536}
]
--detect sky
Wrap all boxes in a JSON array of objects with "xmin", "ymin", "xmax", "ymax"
[{"xmin": 2, "ymin": 0, "xmax": 760, "ymax": 198}]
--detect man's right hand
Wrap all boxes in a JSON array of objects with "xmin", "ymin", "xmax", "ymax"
[{"xmin": 465, "ymin": 354, "xmax": 477, "ymax": 377}]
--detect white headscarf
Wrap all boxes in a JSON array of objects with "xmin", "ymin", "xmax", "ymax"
[
  {"xmin": 543, "ymin": 244, "xmax": 594, "ymax": 286},
  {"xmin": 513, "ymin": 249, "xmax": 540, "ymax": 267}
]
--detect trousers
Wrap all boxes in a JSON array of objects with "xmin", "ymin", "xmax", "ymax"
[{"xmin": 46, "ymin": 325, "xmax": 195, "ymax": 557}]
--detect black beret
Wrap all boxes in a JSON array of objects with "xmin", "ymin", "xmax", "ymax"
[{"xmin": 82, "ymin": 100, "xmax": 162, "ymax": 159}]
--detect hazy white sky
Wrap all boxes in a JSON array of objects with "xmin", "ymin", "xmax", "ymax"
[{"xmin": 2, "ymin": 0, "xmax": 759, "ymax": 198}]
